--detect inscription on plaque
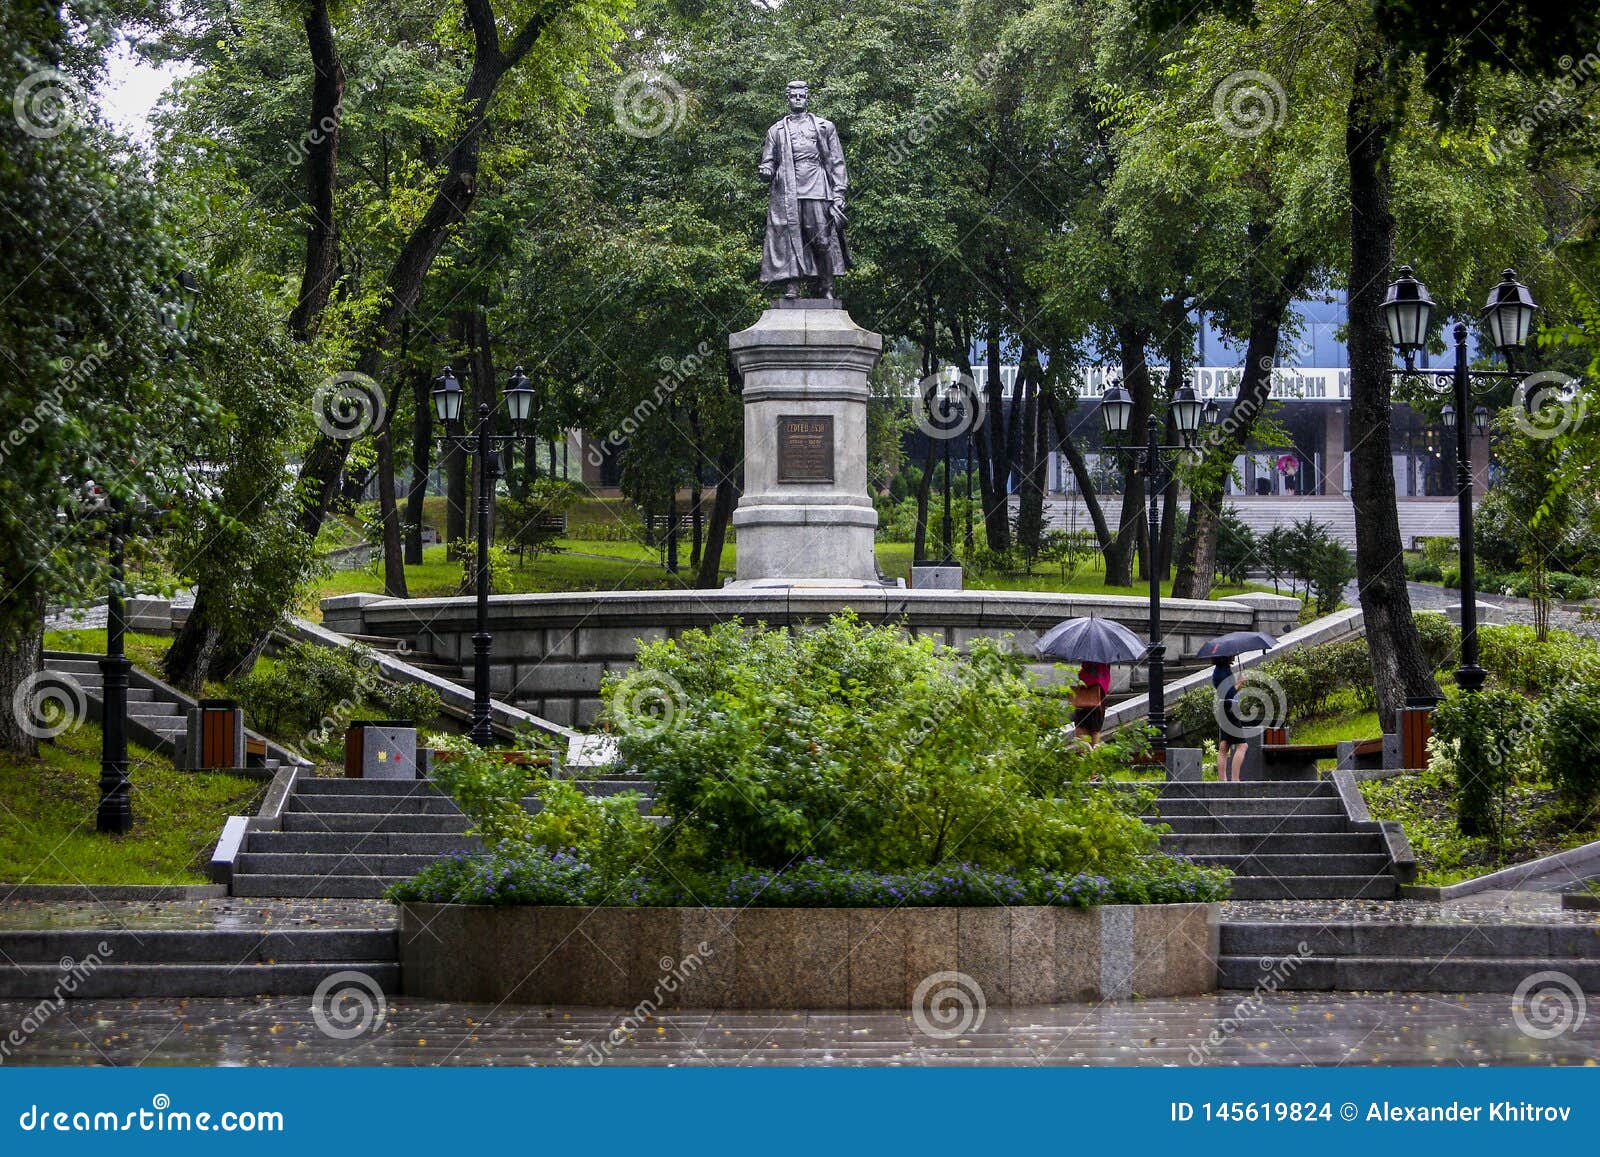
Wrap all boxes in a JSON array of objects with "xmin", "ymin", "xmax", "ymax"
[{"xmin": 776, "ymin": 415, "xmax": 835, "ymax": 482}]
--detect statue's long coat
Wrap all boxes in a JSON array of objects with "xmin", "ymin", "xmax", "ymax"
[{"xmin": 759, "ymin": 113, "xmax": 851, "ymax": 284}]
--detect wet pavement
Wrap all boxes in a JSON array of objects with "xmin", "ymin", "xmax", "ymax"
[
  {"xmin": 0, "ymin": 898, "xmax": 397, "ymax": 932},
  {"xmin": 0, "ymin": 991, "xmax": 1593, "ymax": 1066}
]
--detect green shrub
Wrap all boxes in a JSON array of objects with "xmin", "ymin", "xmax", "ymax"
[
  {"xmin": 1214, "ymin": 506, "xmax": 1258, "ymax": 585},
  {"xmin": 1412, "ymin": 613, "xmax": 1459, "ymax": 672},
  {"xmin": 373, "ymin": 680, "xmax": 442, "ymax": 727},
  {"xmin": 427, "ymin": 735, "xmax": 659, "ymax": 888},
  {"xmin": 604, "ymin": 614, "xmax": 1160, "ymax": 877},
  {"xmin": 387, "ymin": 850, "xmax": 1234, "ymax": 908},
  {"xmin": 232, "ymin": 642, "xmax": 374, "ymax": 737},
  {"xmin": 1478, "ymin": 625, "xmax": 1600, "ymax": 694},
  {"xmin": 1542, "ymin": 683, "xmax": 1600, "ymax": 811},
  {"xmin": 1308, "ymin": 539, "xmax": 1357, "ymax": 614},
  {"xmin": 1429, "ymin": 689, "xmax": 1539, "ymax": 838},
  {"xmin": 1406, "ymin": 555, "xmax": 1444, "ymax": 583},
  {"xmin": 1169, "ymin": 684, "xmax": 1218, "ymax": 742}
]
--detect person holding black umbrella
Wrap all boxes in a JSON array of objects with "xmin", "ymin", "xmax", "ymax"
[
  {"xmin": 1074, "ymin": 661, "xmax": 1111, "ymax": 745},
  {"xmin": 1213, "ymin": 661, "xmax": 1248, "ymax": 781},
  {"xmin": 1196, "ymin": 631, "xmax": 1277, "ymax": 783}
]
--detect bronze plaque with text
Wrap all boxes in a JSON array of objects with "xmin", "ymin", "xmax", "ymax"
[{"xmin": 776, "ymin": 415, "xmax": 835, "ymax": 483}]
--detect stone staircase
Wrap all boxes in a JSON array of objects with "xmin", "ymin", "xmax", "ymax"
[
  {"xmin": 230, "ymin": 775, "xmax": 656, "ymax": 898},
  {"xmin": 1219, "ymin": 919, "xmax": 1600, "ymax": 992},
  {"xmin": 1147, "ymin": 780, "xmax": 1399, "ymax": 900},
  {"xmin": 0, "ymin": 927, "xmax": 398, "ymax": 998},
  {"xmin": 40, "ymin": 652, "xmax": 303, "ymax": 773}
]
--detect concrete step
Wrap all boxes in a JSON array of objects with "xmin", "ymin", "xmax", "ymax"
[
  {"xmin": 281, "ymin": 811, "xmax": 470, "ymax": 834},
  {"xmin": 1150, "ymin": 814, "xmax": 1357, "ymax": 835},
  {"xmin": 295, "ymin": 776, "xmax": 436, "ymax": 795},
  {"xmin": 246, "ymin": 830, "xmax": 483, "ymax": 855},
  {"xmin": 1152, "ymin": 796, "xmax": 1346, "ymax": 817},
  {"xmin": 1221, "ymin": 921, "xmax": 1600, "ymax": 960},
  {"xmin": 124, "ymin": 700, "xmax": 179, "ymax": 718},
  {"xmin": 0, "ymin": 928, "xmax": 395, "ymax": 965},
  {"xmin": 289, "ymin": 794, "xmax": 465, "ymax": 816},
  {"xmin": 1187, "ymin": 853, "xmax": 1393, "ymax": 876},
  {"xmin": 0, "ymin": 962, "xmax": 399, "ymax": 999},
  {"xmin": 1156, "ymin": 780, "xmax": 1335, "ymax": 799},
  {"xmin": 44, "ymin": 657, "xmax": 103, "ymax": 675},
  {"xmin": 1218, "ymin": 954, "xmax": 1600, "ymax": 993},
  {"xmin": 1160, "ymin": 832, "xmax": 1382, "ymax": 855},
  {"xmin": 231, "ymin": 874, "xmax": 402, "ymax": 899},
  {"xmin": 1226, "ymin": 875, "xmax": 1399, "ymax": 900},
  {"xmin": 236, "ymin": 853, "xmax": 445, "ymax": 875}
]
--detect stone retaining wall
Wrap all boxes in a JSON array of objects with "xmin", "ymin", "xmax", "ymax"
[
  {"xmin": 398, "ymin": 902, "xmax": 1219, "ymax": 1008},
  {"xmin": 329, "ymin": 588, "xmax": 1299, "ymax": 729}
]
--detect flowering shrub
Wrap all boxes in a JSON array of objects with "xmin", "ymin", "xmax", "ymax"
[
  {"xmin": 387, "ymin": 849, "xmax": 1233, "ymax": 908},
  {"xmin": 604, "ymin": 614, "xmax": 1159, "ymax": 876}
]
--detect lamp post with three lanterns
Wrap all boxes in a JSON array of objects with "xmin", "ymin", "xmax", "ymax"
[
  {"xmin": 431, "ymin": 364, "xmax": 535, "ymax": 746},
  {"xmin": 1380, "ymin": 266, "xmax": 1539, "ymax": 696},
  {"xmin": 1098, "ymin": 375, "xmax": 1219, "ymax": 756}
]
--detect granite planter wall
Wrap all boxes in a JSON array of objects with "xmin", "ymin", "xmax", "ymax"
[
  {"xmin": 398, "ymin": 901, "xmax": 1219, "ymax": 1009},
  {"xmin": 328, "ymin": 588, "xmax": 1299, "ymax": 729}
]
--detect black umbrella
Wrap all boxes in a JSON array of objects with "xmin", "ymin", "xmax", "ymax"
[
  {"xmin": 1196, "ymin": 630, "xmax": 1279, "ymax": 660},
  {"xmin": 1034, "ymin": 617, "xmax": 1146, "ymax": 665}
]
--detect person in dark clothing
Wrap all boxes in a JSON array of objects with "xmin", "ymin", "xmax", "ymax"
[{"xmin": 1213, "ymin": 659, "xmax": 1250, "ymax": 781}]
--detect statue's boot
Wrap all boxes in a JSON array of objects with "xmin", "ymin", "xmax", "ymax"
[
  {"xmin": 817, "ymin": 271, "xmax": 835, "ymax": 299},
  {"xmin": 783, "ymin": 281, "xmax": 800, "ymax": 299}
]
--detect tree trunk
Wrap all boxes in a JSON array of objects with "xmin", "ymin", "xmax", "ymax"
[
  {"xmin": 294, "ymin": 1, "xmax": 545, "ymax": 539},
  {"xmin": 0, "ymin": 599, "xmax": 44, "ymax": 757},
  {"xmin": 1014, "ymin": 356, "xmax": 1047, "ymax": 558},
  {"xmin": 376, "ymin": 424, "xmax": 408, "ymax": 597},
  {"xmin": 163, "ymin": 586, "xmax": 224, "ymax": 693},
  {"xmin": 1046, "ymin": 394, "xmax": 1114, "ymax": 552},
  {"xmin": 404, "ymin": 367, "xmax": 431, "ymax": 565},
  {"xmin": 912, "ymin": 436, "xmax": 938, "ymax": 562},
  {"xmin": 980, "ymin": 324, "xmax": 1010, "ymax": 550},
  {"xmin": 696, "ymin": 442, "xmax": 739, "ymax": 589},
  {"xmin": 1171, "ymin": 225, "xmax": 1306, "ymax": 599},
  {"xmin": 1347, "ymin": 41, "xmax": 1441, "ymax": 728},
  {"xmin": 288, "ymin": 0, "xmax": 343, "ymax": 341},
  {"xmin": 1105, "ymin": 324, "xmax": 1151, "ymax": 587}
]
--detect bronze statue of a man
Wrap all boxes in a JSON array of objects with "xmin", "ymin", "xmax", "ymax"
[{"xmin": 758, "ymin": 80, "xmax": 850, "ymax": 300}]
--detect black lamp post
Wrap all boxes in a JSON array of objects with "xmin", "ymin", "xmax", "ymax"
[
  {"xmin": 940, "ymin": 375, "xmax": 966, "ymax": 564},
  {"xmin": 1100, "ymin": 375, "xmax": 1213, "ymax": 756},
  {"xmin": 432, "ymin": 364, "xmax": 535, "ymax": 746},
  {"xmin": 99, "ymin": 272, "xmax": 201, "ymax": 835},
  {"xmin": 1381, "ymin": 266, "xmax": 1539, "ymax": 695}
]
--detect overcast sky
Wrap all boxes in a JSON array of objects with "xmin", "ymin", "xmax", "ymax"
[{"xmin": 98, "ymin": 38, "xmax": 189, "ymax": 142}]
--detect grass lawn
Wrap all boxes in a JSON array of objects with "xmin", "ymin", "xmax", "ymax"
[
  {"xmin": 1360, "ymin": 767, "xmax": 1600, "ymax": 887},
  {"xmin": 312, "ymin": 537, "xmax": 1271, "ymax": 608},
  {"xmin": 0, "ymin": 722, "xmax": 265, "ymax": 885},
  {"xmin": 44, "ymin": 628, "xmax": 171, "ymax": 672}
]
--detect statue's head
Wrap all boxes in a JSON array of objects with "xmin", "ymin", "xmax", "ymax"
[{"xmin": 786, "ymin": 80, "xmax": 809, "ymax": 113}]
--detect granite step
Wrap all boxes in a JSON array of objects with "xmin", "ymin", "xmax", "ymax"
[
  {"xmin": 231, "ymin": 874, "xmax": 402, "ymax": 899},
  {"xmin": 0, "ymin": 962, "xmax": 399, "ymax": 999},
  {"xmin": 1186, "ymin": 853, "xmax": 1392, "ymax": 876},
  {"xmin": 236, "ymin": 852, "xmax": 448, "ymax": 875},
  {"xmin": 1152, "ymin": 796, "xmax": 1346, "ymax": 817},
  {"xmin": 1160, "ymin": 833, "xmax": 1382, "ymax": 855},
  {"xmin": 289, "ymin": 794, "xmax": 467, "ymax": 816},
  {"xmin": 1221, "ymin": 921, "xmax": 1600, "ymax": 959},
  {"xmin": 1217, "ymin": 954, "xmax": 1600, "ymax": 993},
  {"xmin": 1147, "ymin": 814, "xmax": 1354, "ymax": 835},
  {"xmin": 0, "ymin": 928, "xmax": 395, "ymax": 966},
  {"xmin": 1156, "ymin": 780, "xmax": 1335, "ymax": 799},
  {"xmin": 280, "ymin": 812, "xmax": 471, "ymax": 834},
  {"xmin": 245, "ymin": 830, "xmax": 483, "ymax": 855},
  {"xmin": 1225, "ymin": 875, "xmax": 1399, "ymax": 900}
]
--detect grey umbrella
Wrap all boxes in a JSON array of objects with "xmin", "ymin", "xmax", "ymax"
[
  {"xmin": 1195, "ymin": 630, "xmax": 1279, "ymax": 660},
  {"xmin": 1034, "ymin": 617, "xmax": 1146, "ymax": 665}
]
